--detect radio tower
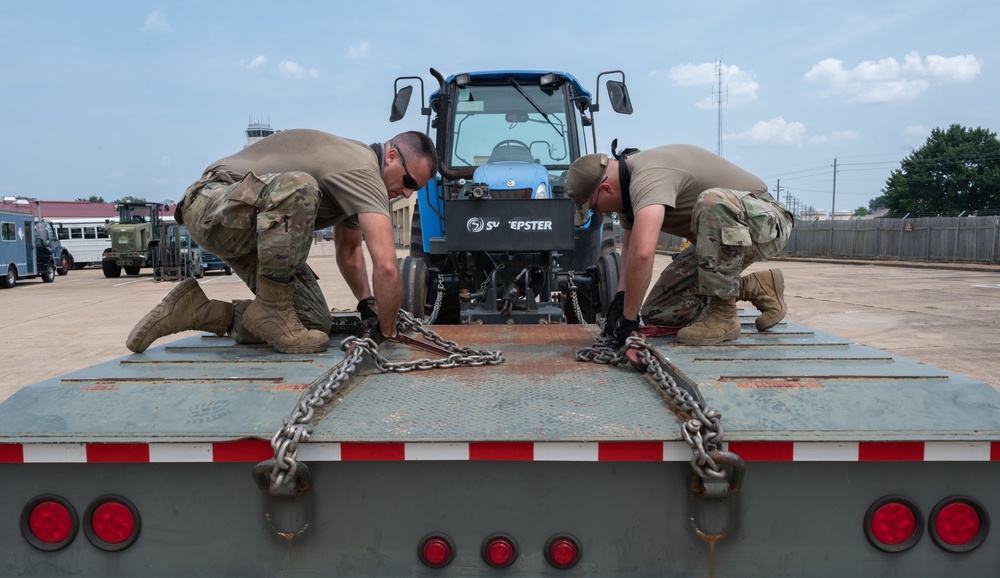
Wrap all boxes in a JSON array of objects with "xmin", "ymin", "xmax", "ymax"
[{"xmin": 713, "ymin": 58, "xmax": 728, "ymax": 157}]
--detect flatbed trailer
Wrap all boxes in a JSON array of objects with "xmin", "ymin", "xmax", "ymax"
[{"xmin": 1, "ymin": 315, "xmax": 998, "ymax": 576}]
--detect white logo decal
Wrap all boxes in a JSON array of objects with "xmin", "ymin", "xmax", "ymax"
[
  {"xmin": 506, "ymin": 180, "xmax": 516, "ymax": 187},
  {"xmin": 468, "ymin": 217, "xmax": 502, "ymax": 232},
  {"xmin": 509, "ymin": 220, "xmax": 554, "ymax": 231}
]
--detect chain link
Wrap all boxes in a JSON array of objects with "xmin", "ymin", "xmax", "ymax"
[
  {"xmin": 264, "ymin": 310, "xmax": 503, "ymax": 493},
  {"xmin": 576, "ymin": 328, "xmax": 727, "ymax": 480},
  {"xmin": 420, "ymin": 277, "xmax": 445, "ymax": 325},
  {"xmin": 566, "ymin": 271, "xmax": 587, "ymax": 324}
]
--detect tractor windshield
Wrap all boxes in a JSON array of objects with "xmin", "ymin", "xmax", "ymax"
[{"xmin": 449, "ymin": 82, "xmax": 572, "ymax": 172}]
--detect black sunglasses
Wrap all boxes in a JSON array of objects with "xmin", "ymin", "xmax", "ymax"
[{"xmin": 393, "ymin": 145, "xmax": 420, "ymax": 190}]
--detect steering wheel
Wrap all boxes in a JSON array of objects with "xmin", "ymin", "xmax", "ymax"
[{"xmin": 492, "ymin": 139, "xmax": 531, "ymax": 153}]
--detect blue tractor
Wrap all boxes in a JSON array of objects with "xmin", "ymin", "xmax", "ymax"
[{"xmin": 390, "ymin": 69, "xmax": 632, "ymax": 324}]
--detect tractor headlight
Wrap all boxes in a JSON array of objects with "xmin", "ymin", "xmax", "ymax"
[{"xmin": 533, "ymin": 182, "xmax": 548, "ymax": 199}]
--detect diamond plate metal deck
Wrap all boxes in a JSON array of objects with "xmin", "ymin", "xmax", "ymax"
[
  {"xmin": 0, "ymin": 335, "xmax": 347, "ymax": 442},
  {"xmin": 309, "ymin": 325, "xmax": 680, "ymax": 442},
  {"xmin": 647, "ymin": 314, "xmax": 1000, "ymax": 441},
  {"xmin": 3, "ymin": 317, "xmax": 999, "ymax": 447}
]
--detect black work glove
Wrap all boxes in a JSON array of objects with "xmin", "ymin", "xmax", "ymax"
[
  {"xmin": 603, "ymin": 291, "xmax": 625, "ymax": 337},
  {"xmin": 358, "ymin": 296, "xmax": 379, "ymax": 320},
  {"xmin": 359, "ymin": 316, "xmax": 387, "ymax": 345},
  {"xmin": 612, "ymin": 317, "xmax": 640, "ymax": 347}
]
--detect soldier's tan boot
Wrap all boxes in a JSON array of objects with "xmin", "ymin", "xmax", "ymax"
[
  {"xmin": 739, "ymin": 269, "xmax": 786, "ymax": 331},
  {"xmin": 126, "ymin": 278, "xmax": 233, "ymax": 353},
  {"xmin": 242, "ymin": 276, "xmax": 329, "ymax": 354},
  {"xmin": 230, "ymin": 299, "xmax": 265, "ymax": 345},
  {"xmin": 676, "ymin": 297, "xmax": 741, "ymax": 345}
]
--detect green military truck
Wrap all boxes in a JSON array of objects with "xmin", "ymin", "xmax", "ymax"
[
  {"xmin": 0, "ymin": 313, "xmax": 997, "ymax": 576},
  {"xmin": 101, "ymin": 201, "xmax": 202, "ymax": 280},
  {"xmin": 101, "ymin": 202, "xmax": 165, "ymax": 278}
]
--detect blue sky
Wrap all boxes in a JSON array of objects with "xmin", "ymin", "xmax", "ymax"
[{"xmin": 1, "ymin": 1, "xmax": 995, "ymax": 215}]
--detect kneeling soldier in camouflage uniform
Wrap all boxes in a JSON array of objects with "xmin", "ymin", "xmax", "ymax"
[
  {"xmin": 566, "ymin": 144, "xmax": 794, "ymax": 346},
  {"xmin": 127, "ymin": 129, "xmax": 437, "ymax": 354}
]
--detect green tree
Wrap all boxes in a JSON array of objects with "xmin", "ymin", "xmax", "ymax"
[
  {"xmin": 112, "ymin": 195, "xmax": 148, "ymax": 204},
  {"xmin": 853, "ymin": 206, "xmax": 870, "ymax": 217},
  {"xmin": 75, "ymin": 195, "xmax": 106, "ymax": 203},
  {"xmin": 881, "ymin": 124, "xmax": 1000, "ymax": 214}
]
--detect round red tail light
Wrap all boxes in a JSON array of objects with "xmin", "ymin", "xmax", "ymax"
[
  {"xmin": 419, "ymin": 534, "xmax": 455, "ymax": 568},
  {"xmin": 84, "ymin": 495, "xmax": 141, "ymax": 551},
  {"xmin": 546, "ymin": 535, "xmax": 581, "ymax": 569},
  {"xmin": 482, "ymin": 533, "xmax": 518, "ymax": 568},
  {"xmin": 930, "ymin": 496, "xmax": 989, "ymax": 553},
  {"xmin": 864, "ymin": 495, "xmax": 923, "ymax": 552},
  {"xmin": 21, "ymin": 495, "xmax": 79, "ymax": 551}
]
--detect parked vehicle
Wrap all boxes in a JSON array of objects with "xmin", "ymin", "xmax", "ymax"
[
  {"xmin": 1, "ymin": 316, "xmax": 997, "ymax": 575},
  {"xmin": 390, "ymin": 68, "xmax": 632, "ymax": 324},
  {"xmin": 0, "ymin": 207, "xmax": 58, "ymax": 288},
  {"xmin": 200, "ymin": 248, "xmax": 232, "ymax": 275},
  {"xmin": 152, "ymin": 223, "xmax": 203, "ymax": 281},
  {"xmin": 101, "ymin": 202, "xmax": 165, "ymax": 278},
  {"xmin": 55, "ymin": 221, "xmax": 112, "ymax": 269}
]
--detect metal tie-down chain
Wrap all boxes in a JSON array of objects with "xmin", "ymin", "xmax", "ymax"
[
  {"xmin": 566, "ymin": 271, "xmax": 587, "ymax": 324},
  {"xmin": 576, "ymin": 331, "xmax": 728, "ymax": 481},
  {"xmin": 421, "ymin": 277, "xmax": 446, "ymax": 325},
  {"xmin": 260, "ymin": 310, "xmax": 503, "ymax": 495}
]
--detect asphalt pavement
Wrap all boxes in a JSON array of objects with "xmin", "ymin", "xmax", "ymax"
[{"xmin": 2, "ymin": 243, "xmax": 998, "ymax": 404}]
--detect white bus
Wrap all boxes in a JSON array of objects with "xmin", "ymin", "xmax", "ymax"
[{"xmin": 55, "ymin": 220, "xmax": 114, "ymax": 269}]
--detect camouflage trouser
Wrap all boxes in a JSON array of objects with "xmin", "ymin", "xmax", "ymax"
[
  {"xmin": 641, "ymin": 188, "xmax": 793, "ymax": 326},
  {"xmin": 179, "ymin": 170, "xmax": 333, "ymax": 336}
]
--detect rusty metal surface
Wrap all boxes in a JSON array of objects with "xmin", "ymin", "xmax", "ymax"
[
  {"xmin": 648, "ymin": 314, "xmax": 1000, "ymax": 441},
  {"xmin": 0, "ymin": 335, "xmax": 345, "ymax": 442},
  {"xmin": 310, "ymin": 324, "xmax": 683, "ymax": 442},
  {"xmin": 4, "ymin": 317, "xmax": 1000, "ymax": 446}
]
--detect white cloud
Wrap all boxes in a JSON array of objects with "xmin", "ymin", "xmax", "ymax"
[
  {"xmin": 902, "ymin": 124, "xmax": 928, "ymax": 137},
  {"xmin": 667, "ymin": 63, "xmax": 716, "ymax": 87},
  {"xmin": 804, "ymin": 52, "xmax": 981, "ymax": 103},
  {"xmin": 141, "ymin": 10, "xmax": 172, "ymax": 34},
  {"xmin": 809, "ymin": 130, "xmax": 860, "ymax": 145},
  {"xmin": 348, "ymin": 41, "xmax": 371, "ymax": 60},
  {"xmin": 279, "ymin": 60, "xmax": 320, "ymax": 80},
  {"xmin": 728, "ymin": 117, "xmax": 806, "ymax": 147},
  {"xmin": 926, "ymin": 54, "xmax": 982, "ymax": 82},
  {"xmin": 667, "ymin": 62, "xmax": 759, "ymax": 108},
  {"xmin": 248, "ymin": 55, "xmax": 267, "ymax": 70}
]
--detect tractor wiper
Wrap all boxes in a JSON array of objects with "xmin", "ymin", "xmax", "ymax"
[{"xmin": 507, "ymin": 76, "xmax": 564, "ymax": 138}]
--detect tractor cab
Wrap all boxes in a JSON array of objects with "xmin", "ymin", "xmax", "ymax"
[{"xmin": 391, "ymin": 68, "xmax": 632, "ymax": 324}]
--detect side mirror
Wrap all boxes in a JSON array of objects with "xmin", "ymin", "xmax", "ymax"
[
  {"xmin": 607, "ymin": 81, "xmax": 633, "ymax": 115},
  {"xmin": 390, "ymin": 85, "xmax": 413, "ymax": 122}
]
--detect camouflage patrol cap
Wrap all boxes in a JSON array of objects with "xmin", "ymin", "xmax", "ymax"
[{"xmin": 566, "ymin": 153, "xmax": 608, "ymax": 226}]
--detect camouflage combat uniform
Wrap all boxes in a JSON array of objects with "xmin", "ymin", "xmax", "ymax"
[
  {"xmin": 176, "ymin": 129, "xmax": 391, "ymax": 339},
  {"xmin": 617, "ymin": 145, "xmax": 794, "ymax": 326}
]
